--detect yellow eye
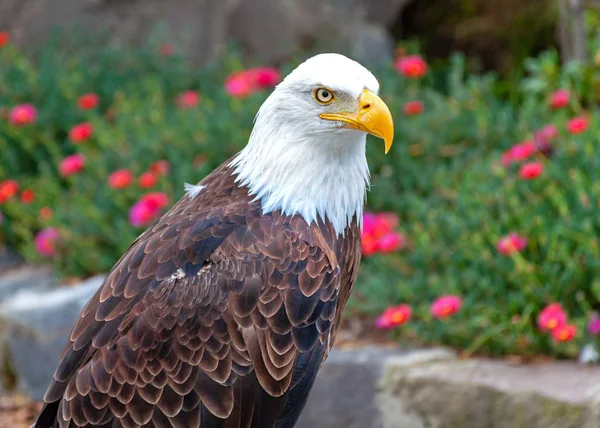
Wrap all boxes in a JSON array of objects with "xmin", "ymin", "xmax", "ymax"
[{"xmin": 314, "ymin": 87, "xmax": 334, "ymax": 104}]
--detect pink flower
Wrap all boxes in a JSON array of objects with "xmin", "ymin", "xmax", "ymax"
[
  {"xmin": 502, "ymin": 141, "xmax": 537, "ymax": 167},
  {"xmin": 35, "ymin": 228, "xmax": 59, "ymax": 257},
  {"xmin": 129, "ymin": 201, "xmax": 156, "ymax": 227},
  {"xmin": 552, "ymin": 324, "xmax": 577, "ymax": 342},
  {"xmin": 252, "ymin": 67, "xmax": 281, "ymax": 88},
  {"xmin": 431, "ymin": 295, "xmax": 462, "ymax": 319},
  {"xmin": 129, "ymin": 192, "xmax": 169, "ymax": 227},
  {"xmin": 69, "ymin": 122, "xmax": 94, "ymax": 143},
  {"xmin": 362, "ymin": 212, "xmax": 403, "ymax": 256},
  {"xmin": 224, "ymin": 67, "xmax": 281, "ymax": 97},
  {"xmin": 225, "ymin": 72, "xmax": 255, "ymax": 98},
  {"xmin": 497, "ymin": 233, "xmax": 527, "ymax": 255},
  {"xmin": 59, "ymin": 153, "xmax": 86, "ymax": 176},
  {"xmin": 77, "ymin": 93, "xmax": 100, "ymax": 110},
  {"xmin": 588, "ymin": 313, "xmax": 600, "ymax": 336},
  {"xmin": 403, "ymin": 100, "xmax": 424, "ymax": 116},
  {"xmin": 519, "ymin": 161, "xmax": 544, "ymax": 180},
  {"xmin": 549, "ymin": 89, "xmax": 570, "ymax": 109},
  {"xmin": 176, "ymin": 90, "xmax": 200, "ymax": 108},
  {"xmin": 567, "ymin": 116, "xmax": 589, "ymax": 134},
  {"xmin": 378, "ymin": 232, "xmax": 406, "ymax": 253},
  {"xmin": 108, "ymin": 169, "xmax": 133, "ymax": 189},
  {"xmin": 534, "ymin": 124, "xmax": 558, "ymax": 144},
  {"xmin": 394, "ymin": 55, "xmax": 428, "ymax": 78},
  {"xmin": 9, "ymin": 104, "xmax": 37, "ymax": 126},
  {"xmin": 537, "ymin": 303, "xmax": 567, "ymax": 332},
  {"xmin": 375, "ymin": 304, "xmax": 412, "ymax": 329}
]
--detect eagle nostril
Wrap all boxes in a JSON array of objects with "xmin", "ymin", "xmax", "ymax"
[{"xmin": 361, "ymin": 102, "xmax": 371, "ymax": 111}]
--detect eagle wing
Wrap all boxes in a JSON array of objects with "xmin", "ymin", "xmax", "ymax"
[{"xmin": 36, "ymin": 180, "xmax": 348, "ymax": 428}]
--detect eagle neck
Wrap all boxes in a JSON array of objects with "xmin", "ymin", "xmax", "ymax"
[{"xmin": 230, "ymin": 124, "xmax": 369, "ymax": 236}]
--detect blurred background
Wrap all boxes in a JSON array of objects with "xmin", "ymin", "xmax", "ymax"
[{"xmin": 2, "ymin": 0, "xmax": 600, "ymax": 427}]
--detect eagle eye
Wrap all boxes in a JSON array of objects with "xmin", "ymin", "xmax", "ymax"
[{"xmin": 314, "ymin": 87, "xmax": 335, "ymax": 104}]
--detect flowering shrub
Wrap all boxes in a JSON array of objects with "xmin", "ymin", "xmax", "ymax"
[{"xmin": 3, "ymin": 32, "xmax": 600, "ymax": 359}]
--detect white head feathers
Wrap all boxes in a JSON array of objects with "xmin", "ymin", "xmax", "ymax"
[{"xmin": 231, "ymin": 53, "xmax": 380, "ymax": 235}]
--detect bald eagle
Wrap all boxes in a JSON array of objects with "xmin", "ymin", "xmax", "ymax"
[{"xmin": 34, "ymin": 53, "xmax": 394, "ymax": 428}]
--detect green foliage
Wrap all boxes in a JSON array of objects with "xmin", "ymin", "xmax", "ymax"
[{"xmin": 1, "ymin": 32, "xmax": 600, "ymax": 358}]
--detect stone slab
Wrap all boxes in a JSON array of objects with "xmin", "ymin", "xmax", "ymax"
[{"xmin": 0, "ymin": 276, "xmax": 103, "ymax": 399}]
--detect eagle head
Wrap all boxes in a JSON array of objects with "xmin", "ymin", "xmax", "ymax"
[{"xmin": 232, "ymin": 53, "xmax": 395, "ymax": 235}]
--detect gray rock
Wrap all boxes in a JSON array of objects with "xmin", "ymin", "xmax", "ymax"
[
  {"xmin": 0, "ymin": 275, "xmax": 103, "ymax": 399},
  {"xmin": 380, "ymin": 357, "xmax": 600, "ymax": 428},
  {"xmin": 0, "ymin": 266, "xmax": 54, "ymax": 302},
  {"xmin": 0, "ymin": 0, "xmax": 410, "ymax": 67},
  {"xmin": 296, "ymin": 347, "xmax": 457, "ymax": 428}
]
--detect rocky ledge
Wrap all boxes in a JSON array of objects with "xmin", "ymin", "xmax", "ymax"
[{"xmin": 1, "ymin": 266, "xmax": 599, "ymax": 428}]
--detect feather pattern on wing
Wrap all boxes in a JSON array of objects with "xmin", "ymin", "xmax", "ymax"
[{"xmin": 35, "ymin": 161, "xmax": 362, "ymax": 428}]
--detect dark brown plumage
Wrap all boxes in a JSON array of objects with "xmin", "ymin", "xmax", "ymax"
[{"xmin": 34, "ymin": 161, "xmax": 362, "ymax": 428}]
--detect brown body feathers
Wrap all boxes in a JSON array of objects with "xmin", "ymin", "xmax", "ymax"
[{"xmin": 34, "ymin": 162, "xmax": 361, "ymax": 428}]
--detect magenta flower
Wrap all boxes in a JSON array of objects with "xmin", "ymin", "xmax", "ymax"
[
  {"xmin": 129, "ymin": 192, "xmax": 169, "ymax": 227},
  {"xmin": 35, "ymin": 228, "xmax": 59, "ymax": 257},
  {"xmin": 588, "ymin": 313, "xmax": 600, "ymax": 336}
]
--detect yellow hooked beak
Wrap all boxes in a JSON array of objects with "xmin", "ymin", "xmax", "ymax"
[{"xmin": 320, "ymin": 89, "xmax": 394, "ymax": 154}]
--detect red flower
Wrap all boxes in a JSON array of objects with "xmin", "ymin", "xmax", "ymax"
[
  {"xmin": 394, "ymin": 55, "xmax": 428, "ymax": 78},
  {"xmin": 225, "ymin": 72, "xmax": 255, "ymax": 98},
  {"xmin": 20, "ymin": 189, "xmax": 35, "ymax": 204},
  {"xmin": 551, "ymin": 324, "xmax": 577, "ymax": 342},
  {"xmin": 403, "ymin": 100, "xmax": 424, "ymax": 116},
  {"xmin": 176, "ymin": 90, "xmax": 200, "ymax": 109},
  {"xmin": 361, "ymin": 234, "xmax": 379, "ymax": 256},
  {"xmin": 567, "ymin": 116, "xmax": 589, "ymax": 134},
  {"xmin": 35, "ymin": 228, "xmax": 59, "ymax": 257},
  {"xmin": 519, "ymin": 161, "xmax": 544, "ymax": 180},
  {"xmin": 40, "ymin": 206, "xmax": 52, "ymax": 220},
  {"xmin": 59, "ymin": 153, "xmax": 86, "ymax": 176},
  {"xmin": 77, "ymin": 93, "xmax": 99, "ymax": 110},
  {"xmin": 9, "ymin": 104, "xmax": 37, "ymax": 126},
  {"xmin": 139, "ymin": 171, "xmax": 158, "ymax": 188},
  {"xmin": 0, "ymin": 32, "xmax": 9, "ymax": 48},
  {"xmin": 431, "ymin": 295, "xmax": 462, "ymax": 319},
  {"xmin": 150, "ymin": 160, "xmax": 170, "ymax": 176},
  {"xmin": 537, "ymin": 303, "xmax": 567, "ymax": 332},
  {"xmin": 375, "ymin": 304, "xmax": 412, "ymax": 329},
  {"xmin": 108, "ymin": 169, "xmax": 133, "ymax": 189},
  {"xmin": 129, "ymin": 192, "xmax": 169, "ymax": 227},
  {"xmin": 0, "ymin": 180, "xmax": 19, "ymax": 203},
  {"xmin": 69, "ymin": 122, "xmax": 94, "ymax": 143},
  {"xmin": 141, "ymin": 192, "xmax": 169, "ymax": 210},
  {"xmin": 159, "ymin": 43, "xmax": 174, "ymax": 56},
  {"xmin": 497, "ymin": 233, "xmax": 527, "ymax": 255},
  {"xmin": 549, "ymin": 89, "xmax": 570, "ymax": 109}
]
